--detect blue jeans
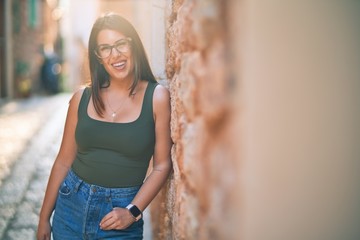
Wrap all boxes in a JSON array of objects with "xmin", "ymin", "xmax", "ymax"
[{"xmin": 52, "ymin": 169, "xmax": 143, "ymax": 239}]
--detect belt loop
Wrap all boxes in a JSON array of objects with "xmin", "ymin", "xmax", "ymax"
[
  {"xmin": 74, "ymin": 179, "xmax": 83, "ymax": 193},
  {"xmin": 106, "ymin": 188, "xmax": 111, "ymax": 202}
]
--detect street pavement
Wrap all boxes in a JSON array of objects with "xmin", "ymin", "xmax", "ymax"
[{"xmin": 0, "ymin": 93, "xmax": 152, "ymax": 240}]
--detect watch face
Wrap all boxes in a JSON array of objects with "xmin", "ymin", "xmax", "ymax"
[{"xmin": 129, "ymin": 205, "xmax": 142, "ymax": 218}]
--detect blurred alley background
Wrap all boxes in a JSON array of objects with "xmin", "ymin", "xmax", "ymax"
[{"xmin": 1, "ymin": 0, "xmax": 360, "ymax": 240}]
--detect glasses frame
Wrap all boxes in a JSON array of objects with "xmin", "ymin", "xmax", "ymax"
[{"xmin": 94, "ymin": 37, "xmax": 132, "ymax": 59}]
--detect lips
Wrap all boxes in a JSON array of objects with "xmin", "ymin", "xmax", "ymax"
[{"xmin": 112, "ymin": 60, "xmax": 126, "ymax": 70}]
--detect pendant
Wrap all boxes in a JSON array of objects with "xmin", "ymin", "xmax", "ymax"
[{"xmin": 111, "ymin": 112, "xmax": 116, "ymax": 118}]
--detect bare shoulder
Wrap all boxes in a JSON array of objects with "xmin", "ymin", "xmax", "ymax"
[
  {"xmin": 153, "ymin": 84, "xmax": 170, "ymax": 103},
  {"xmin": 153, "ymin": 84, "xmax": 170, "ymax": 118},
  {"xmin": 69, "ymin": 86, "xmax": 87, "ymax": 107}
]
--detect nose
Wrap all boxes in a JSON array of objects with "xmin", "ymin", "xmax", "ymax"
[{"xmin": 111, "ymin": 47, "xmax": 123, "ymax": 57}]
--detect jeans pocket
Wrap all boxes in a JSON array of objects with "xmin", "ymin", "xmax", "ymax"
[
  {"xmin": 109, "ymin": 186, "xmax": 140, "ymax": 209},
  {"xmin": 111, "ymin": 192, "xmax": 140, "ymax": 211},
  {"xmin": 58, "ymin": 181, "xmax": 72, "ymax": 197},
  {"xmin": 110, "ymin": 196, "xmax": 129, "ymax": 209}
]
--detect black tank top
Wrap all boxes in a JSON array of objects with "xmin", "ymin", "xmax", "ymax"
[{"xmin": 72, "ymin": 82, "xmax": 157, "ymax": 187}]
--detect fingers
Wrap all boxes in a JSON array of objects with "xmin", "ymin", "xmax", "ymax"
[
  {"xmin": 99, "ymin": 212, "xmax": 113, "ymax": 228},
  {"xmin": 100, "ymin": 207, "xmax": 135, "ymax": 230},
  {"xmin": 36, "ymin": 224, "xmax": 51, "ymax": 240},
  {"xmin": 99, "ymin": 214, "xmax": 114, "ymax": 230},
  {"xmin": 37, "ymin": 233, "xmax": 50, "ymax": 240}
]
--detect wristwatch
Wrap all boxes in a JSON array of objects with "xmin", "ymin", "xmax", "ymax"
[{"xmin": 126, "ymin": 204, "xmax": 142, "ymax": 221}]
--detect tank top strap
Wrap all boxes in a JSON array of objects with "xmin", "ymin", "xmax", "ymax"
[
  {"xmin": 142, "ymin": 81, "xmax": 158, "ymax": 120},
  {"xmin": 78, "ymin": 87, "xmax": 91, "ymax": 117}
]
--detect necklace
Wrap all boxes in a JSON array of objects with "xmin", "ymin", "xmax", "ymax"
[{"xmin": 105, "ymin": 90, "xmax": 128, "ymax": 120}]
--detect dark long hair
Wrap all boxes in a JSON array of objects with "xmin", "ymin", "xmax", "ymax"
[{"xmin": 88, "ymin": 13, "xmax": 157, "ymax": 116}]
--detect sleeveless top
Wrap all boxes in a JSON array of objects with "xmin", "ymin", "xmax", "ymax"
[{"xmin": 71, "ymin": 82, "xmax": 157, "ymax": 188}]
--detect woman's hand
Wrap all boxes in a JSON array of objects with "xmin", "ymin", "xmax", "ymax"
[
  {"xmin": 37, "ymin": 219, "xmax": 51, "ymax": 240},
  {"xmin": 100, "ymin": 207, "xmax": 136, "ymax": 230}
]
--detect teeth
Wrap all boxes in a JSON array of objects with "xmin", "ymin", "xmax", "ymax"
[{"xmin": 112, "ymin": 61, "xmax": 125, "ymax": 67}]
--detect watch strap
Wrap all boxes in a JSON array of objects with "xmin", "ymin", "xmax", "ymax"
[{"xmin": 126, "ymin": 204, "xmax": 142, "ymax": 221}]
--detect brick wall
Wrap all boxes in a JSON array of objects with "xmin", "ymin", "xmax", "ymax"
[
  {"xmin": 13, "ymin": 0, "xmax": 42, "ymax": 96},
  {"xmin": 12, "ymin": 0, "xmax": 59, "ymax": 96}
]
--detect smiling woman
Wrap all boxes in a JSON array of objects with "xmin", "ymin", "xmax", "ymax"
[{"xmin": 37, "ymin": 13, "xmax": 172, "ymax": 240}]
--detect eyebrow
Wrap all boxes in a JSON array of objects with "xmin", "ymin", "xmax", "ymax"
[{"xmin": 97, "ymin": 38, "xmax": 128, "ymax": 47}]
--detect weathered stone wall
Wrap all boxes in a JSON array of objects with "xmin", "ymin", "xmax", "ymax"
[
  {"xmin": 151, "ymin": 1, "xmax": 360, "ymax": 240},
  {"xmin": 150, "ymin": 0, "xmax": 241, "ymax": 239}
]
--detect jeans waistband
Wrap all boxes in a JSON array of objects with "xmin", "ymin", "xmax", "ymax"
[{"xmin": 66, "ymin": 169, "xmax": 141, "ymax": 197}]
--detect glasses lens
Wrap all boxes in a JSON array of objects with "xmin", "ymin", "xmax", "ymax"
[
  {"xmin": 95, "ymin": 38, "xmax": 131, "ymax": 58},
  {"xmin": 115, "ymin": 39, "xmax": 130, "ymax": 53},
  {"xmin": 95, "ymin": 45, "xmax": 111, "ymax": 58}
]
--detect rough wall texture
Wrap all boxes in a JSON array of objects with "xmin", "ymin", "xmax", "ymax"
[
  {"xmin": 150, "ymin": 1, "xmax": 360, "ymax": 240},
  {"xmin": 150, "ymin": 0, "xmax": 241, "ymax": 239}
]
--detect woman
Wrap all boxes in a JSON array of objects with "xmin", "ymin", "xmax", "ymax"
[{"xmin": 37, "ymin": 13, "xmax": 172, "ymax": 240}]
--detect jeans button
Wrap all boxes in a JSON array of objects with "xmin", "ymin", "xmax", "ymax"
[{"xmin": 91, "ymin": 186, "xmax": 96, "ymax": 193}]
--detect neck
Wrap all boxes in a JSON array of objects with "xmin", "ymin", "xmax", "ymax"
[{"xmin": 108, "ymin": 77, "xmax": 134, "ymax": 93}]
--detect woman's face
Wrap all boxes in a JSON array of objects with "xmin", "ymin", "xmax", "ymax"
[{"xmin": 96, "ymin": 29, "xmax": 134, "ymax": 82}]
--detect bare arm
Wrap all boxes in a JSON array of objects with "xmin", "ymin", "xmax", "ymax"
[
  {"xmin": 37, "ymin": 89, "xmax": 83, "ymax": 240},
  {"xmin": 131, "ymin": 84, "xmax": 173, "ymax": 211},
  {"xmin": 100, "ymin": 84, "xmax": 172, "ymax": 230}
]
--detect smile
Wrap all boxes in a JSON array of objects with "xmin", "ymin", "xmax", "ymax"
[{"xmin": 112, "ymin": 61, "xmax": 126, "ymax": 69}]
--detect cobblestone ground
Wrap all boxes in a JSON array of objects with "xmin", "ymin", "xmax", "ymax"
[{"xmin": 0, "ymin": 94, "xmax": 152, "ymax": 240}]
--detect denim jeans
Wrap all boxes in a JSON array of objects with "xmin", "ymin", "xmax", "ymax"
[{"xmin": 52, "ymin": 169, "xmax": 143, "ymax": 240}]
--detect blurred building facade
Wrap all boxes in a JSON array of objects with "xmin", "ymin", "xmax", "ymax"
[{"xmin": 0, "ymin": 0, "xmax": 62, "ymax": 99}]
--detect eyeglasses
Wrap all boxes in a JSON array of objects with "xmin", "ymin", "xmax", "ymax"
[{"xmin": 94, "ymin": 37, "xmax": 132, "ymax": 59}]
